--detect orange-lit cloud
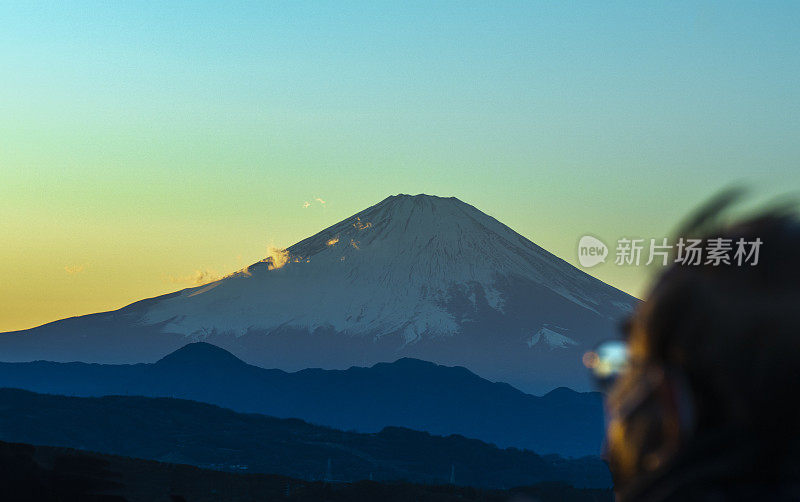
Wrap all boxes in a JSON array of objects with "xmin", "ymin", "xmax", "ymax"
[
  {"xmin": 262, "ymin": 245, "xmax": 289, "ymax": 270},
  {"xmin": 303, "ymin": 197, "xmax": 327, "ymax": 209},
  {"xmin": 175, "ymin": 246, "xmax": 290, "ymax": 285},
  {"xmin": 326, "ymin": 236, "xmax": 339, "ymax": 246},
  {"xmin": 350, "ymin": 239, "xmax": 360, "ymax": 250},
  {"xmin": 168, "ymin": 269, "xmax": 221, "ymax": 286},
  {"xmin": 64, "ymin": 265, "xmax": 86, "ymax": 275}
]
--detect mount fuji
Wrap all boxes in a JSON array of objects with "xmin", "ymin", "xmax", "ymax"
[{"xmin": 0, "ymin": 194, "xmax": 636, "ymax": 393}]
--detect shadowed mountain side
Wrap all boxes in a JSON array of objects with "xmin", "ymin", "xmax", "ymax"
[
  {"xmin": 0, "ymin": 389, "xmax": 612, "ymax": 490},
  {"xmin": 0, "ymin": 343, "xmax": 605, "ymax": 457}
]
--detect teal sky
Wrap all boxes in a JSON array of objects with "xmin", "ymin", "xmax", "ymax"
[{"xmin": 1, "ymin": 1, "xmax": 799, "ymax": 331}]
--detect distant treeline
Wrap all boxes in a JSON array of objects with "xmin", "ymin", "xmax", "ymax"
[
  {"xmin": 0, "ymin": 388, "xmax": 611, "ymax": 490},
  {"xmin": 0, "ymin": 439, "xmax": 614, "ymax": 502},
  {"xmin": 0, "ymin": 342, "xmax": 605, "ymax": 457}
]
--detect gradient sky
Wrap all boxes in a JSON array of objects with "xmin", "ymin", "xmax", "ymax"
[{"xmin": 2, "ymin": 1, "xmax": 799, "ymax": 332}]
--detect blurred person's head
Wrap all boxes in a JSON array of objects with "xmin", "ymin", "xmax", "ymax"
[{"xmin": 604, "ymin": 192, "xmax": 800, "ymax": 500}]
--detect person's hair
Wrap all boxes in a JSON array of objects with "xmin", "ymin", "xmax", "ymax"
[{"xmin": 634, "ymin": 191, "xmax": 800, "ymax": 436}]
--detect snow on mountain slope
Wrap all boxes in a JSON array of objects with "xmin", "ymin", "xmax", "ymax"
[
  {"xmin": 527, "ymin": 326, "xmax": 578, "ymax": 349},
  {"xmin": 0, "ymin": 194, "xmax": 637, "ymax": 393},
  {"xmin": 144, "ymin": 194, "xmax": 628, "ymax": 342}
]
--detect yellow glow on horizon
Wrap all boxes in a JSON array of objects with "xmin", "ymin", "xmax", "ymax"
[{"xmin": 2, "ymin": 1, "xmax": 798, "ymax": 333}]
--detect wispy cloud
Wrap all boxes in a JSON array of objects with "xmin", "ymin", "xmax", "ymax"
[
  {"xmin": 302, "ymin": 197, "xmax": 327, "ymax": 210},
  {"xmin": 262, "ymin": 245, "xmax": 289, "ymax": 270},
  {"xmin": 64, "ymin": 265, "xmax": 86, "ymax": 275},
  {"xmin": 167, "ymin": 242, "xmax": 294, "ymax": 288},
  {"xmin": 167, "ymin": 269, "xmax": 221, "ymax": 286}
]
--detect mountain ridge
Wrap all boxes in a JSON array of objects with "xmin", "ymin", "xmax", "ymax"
[
  {"xmin": 0, "ymin": 342, "xmax": 605, "ymax": 457},
  {"xmin": 0, "ymin": 388, "xmax": 612, "ymax": 489},
  {"xmin": 0, "ymin": 194, "xmax": 637, "ymax": 393}
]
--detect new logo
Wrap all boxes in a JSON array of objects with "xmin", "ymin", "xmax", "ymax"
[{"xmin": 578, "ymin": 236, "xmax": 608, "ymax": 268}]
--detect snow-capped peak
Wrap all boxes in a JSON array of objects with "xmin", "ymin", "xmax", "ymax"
[{"xmin": 140, "ymin": 194, "xmax": 631, "ymax": 344}]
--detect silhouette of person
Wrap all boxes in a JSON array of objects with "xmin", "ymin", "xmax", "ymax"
[{"xmin": 596, "ymin": 192, "xmax": 800, "ymax": 501}]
